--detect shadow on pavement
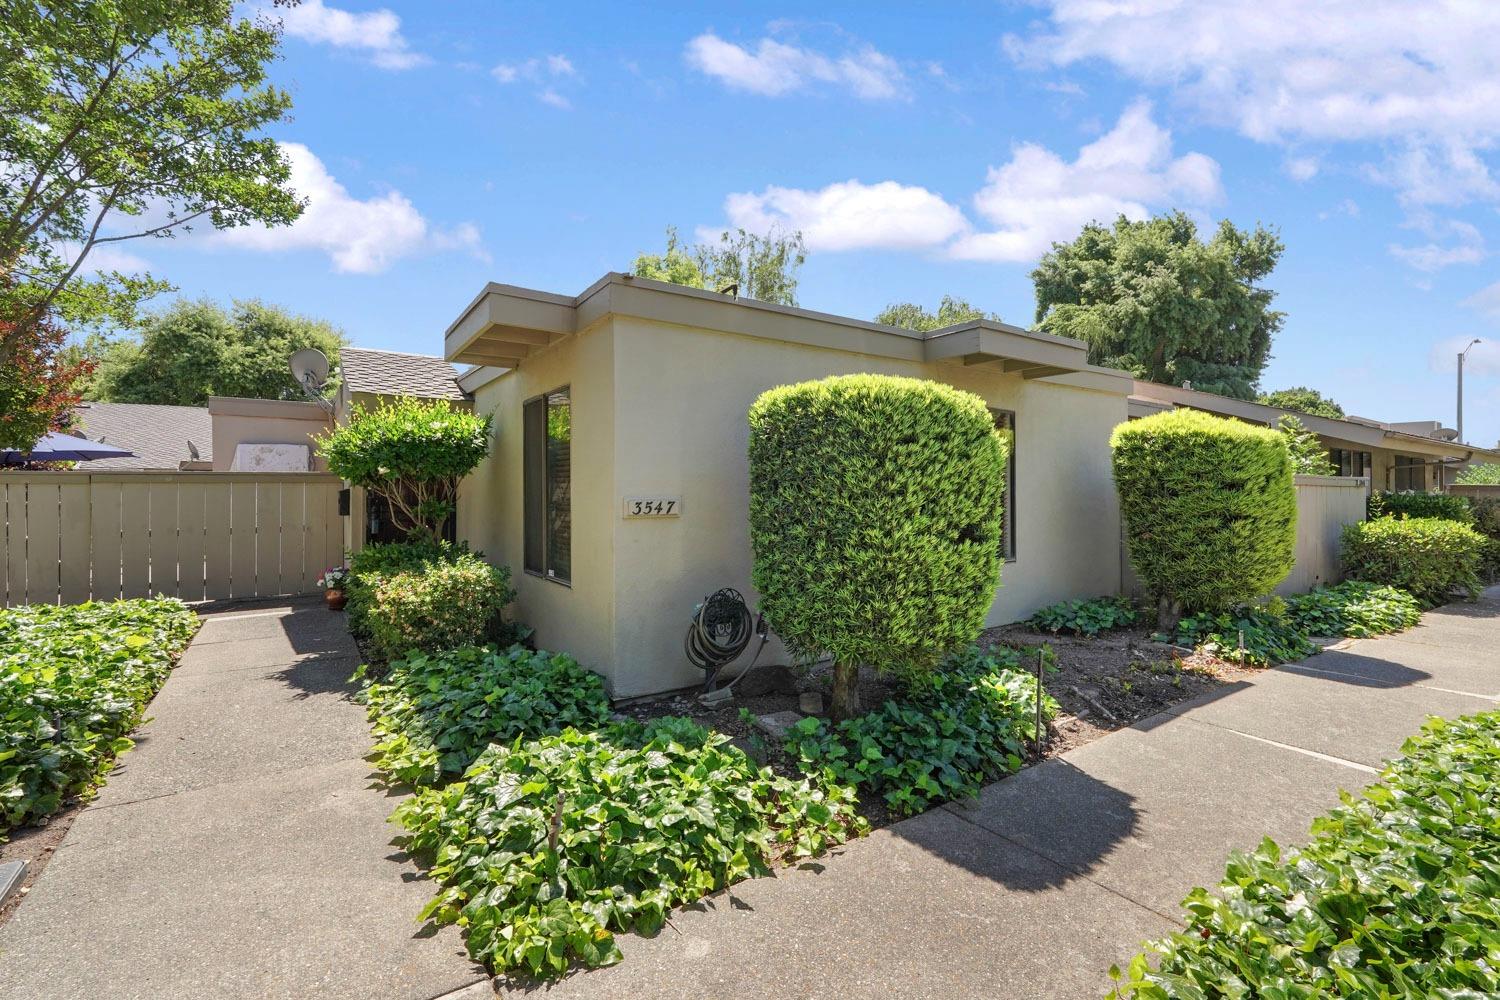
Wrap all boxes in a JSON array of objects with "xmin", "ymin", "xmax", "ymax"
[{"xmin": 273, "ymin": 650, "xmax": 362, "ymax": 701}]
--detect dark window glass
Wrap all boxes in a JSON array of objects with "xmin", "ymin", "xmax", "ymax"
[
  {"xmin": 1393, "ymin": 455, "xmax": 1424, "ymax": 492},
  {"xmin": 545, "ymin": 389, "xmax": 571, "ymax": 582},
  {"xmin": 991, "ymin": 410, "xmax": 1016, "ymax": 560},
  {"xmin": 523, "ymin": 397, "xmax": 544, "ymax": 574}
]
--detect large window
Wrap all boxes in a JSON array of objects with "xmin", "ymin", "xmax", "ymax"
[
  {"xmin": 1393, "ymin": 454, "xmax": 1425, "ymax": 492},
  {"xmin": 523, "ymin": 387, "xmax": 571, "ymax": 583},
  {"xmin": 991, "ymin": 410, "xmax": 1016, "ymax": 560},
  {"xmin": 1329, "ymin": 448, "xmax": 1372, "ymax": 479}
]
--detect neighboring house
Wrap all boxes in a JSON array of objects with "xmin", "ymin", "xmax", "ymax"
[
  {"xmin": 446, "ymin": 272, "xmax": 1133, "ymax": 698},
  {"xmin": 1128, "ymin": 381, "xmax": 1500, "ymax": 491},
  {"xmin": 71, "ymin": 401, "xmax": 213, "ymax": 470}
]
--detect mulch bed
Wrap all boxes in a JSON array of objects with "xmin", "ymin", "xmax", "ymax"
[{"xmin": 0, "ymin": 801, "xmax": 81, "ymax": 928}]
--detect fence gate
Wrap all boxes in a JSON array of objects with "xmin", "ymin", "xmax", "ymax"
[{"xmin": 0, "ymin": 472, "xmax": 344, "ymax": 607}]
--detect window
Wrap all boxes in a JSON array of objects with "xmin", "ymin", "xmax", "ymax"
[
  {"xmin": 991, "ymin": 410, "xmax": 1016, "ymax": 560},
  {"xmin": 524, "ymin": 387, "xmax": 571, "ymax": 583},
  {"xmin": 1329, "ymin": 448, "xmax": 1372, "ymax": 479},
  {"xmin": 1393, "ymin": 454, "xmax": 1425, "ymax": 492}
]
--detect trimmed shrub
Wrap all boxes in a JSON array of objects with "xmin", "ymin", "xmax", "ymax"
[
  {"xmin": 1112, "ymin": 409, "xmax": 1296, "ymax": 629},
  {"xmin": 395, "ymin": 719, "xmax": 864, "ymax": 977},
  {"xmin": 1466, "ymin": 495, "xmax": 1500, "ymax": 582},
  {"xmin": 319, "ymin": 397, "xmax": 491, "ymax": 541},
  {"xmin": 783, "ymin": 645, "xmax": 1056, "ymax": 816},
  {"xmin": 747, "ymin": 374, "xmax": 1006, "ymax": 720},
  {"xmin": 346, "ymin": 540, "xmax": 470, "ymax": 648},
  {"xmin": 1109, "ymin": 711, "xmax": 1500, "ymax": 998},
  {"xmin": 1028, "ymin": 596, "xmax": 1139, "ymax": 637},
  {"xmin": 1284, "ymin": 581, "xmax": 1422, "ymax": 638},
  {"xmin": 1340, "ymin": 516, "xmax": 1484, "ymax": 606},
  {"xmin": 363, "ymin": 552, "xmax": 516, "ymax": 660},
  {"xmin": 356, "ymin": 645, "xmax": 610, "ymax": 786},
  {"xmin": 1367, "ymin": 489, "xmax": 1472, "ymax": 523}
]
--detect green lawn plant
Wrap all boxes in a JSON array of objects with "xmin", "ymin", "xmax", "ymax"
[
  {"xmin": 356, "ymin": 645, "xmax": 611, "ymax": 786},
  {"xmin": 0, "ymin": 597, "xmax": 198, "ymax": 834},
  {"xmin": 1028, "ymin": 596, "xmax": 1139, "ymax": 637},
  {"xmin": 1284, "ymin": 581, "xmax": 1422, "ymax": 638},
  {"xmin": 784, "ymin": 644, "xmax": 1056, "ymax": 816},
  {"xmin": 1340, "ymin": 516, "xmax": 1485, "ymax": 607},
  {"xmin": 748, "ymin": 374, "xmax": 1006, "ymax": 720},
  {"xmin": 1112, "ymin": 409, "xmax": 1296, "ymax": 631},
  {"xmin": 1167, "ymin": 603, "xmax": 1317, "ymax": 668},
  {"xmin": 392, "ymin": 718, "xmax": 863, "ymax": 977},
  {"xmin": 1109, "ymin": 710, "xmax": 1500, "ymax": 998}
]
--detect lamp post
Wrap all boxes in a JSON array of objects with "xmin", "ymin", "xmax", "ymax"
[{"xmin": 1458, "ymin": 338, "xmax": 1481, "ymax": 444}]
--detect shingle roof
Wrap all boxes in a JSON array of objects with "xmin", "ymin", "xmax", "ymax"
[
  {"xmin": 339, "ymin": 347, "xmax": 465, "ymax": 400},
  {"xmin": 71, "ymin": 402, "xmax": 212, "ymax": 470}
]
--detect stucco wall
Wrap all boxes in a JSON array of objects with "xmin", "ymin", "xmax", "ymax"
[
  {"xmin": 207, "ymin": 397, "xmax": 331, "ymax": 472},
  {"xmin": 458, "ymin": 321, "xmax": 617, "ymax": 685}
]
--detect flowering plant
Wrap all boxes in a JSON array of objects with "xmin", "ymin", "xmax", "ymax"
[{"xmin": 317, "ymin": 566, "xmax": 349, "ymax": 590}]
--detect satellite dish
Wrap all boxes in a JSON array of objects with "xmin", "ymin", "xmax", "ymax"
[{"xmin": 290, "ymin": 348, "xmax": 331, "ymax": 395}]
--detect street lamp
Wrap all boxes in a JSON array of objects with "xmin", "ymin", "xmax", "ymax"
[{"xmin": 1458, "ymin": 338, "xmax": 1482, "ymax": 444}]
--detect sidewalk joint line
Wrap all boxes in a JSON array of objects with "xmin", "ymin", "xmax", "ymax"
[
  {"xmin": 1283, "ymin": 662, "xmax": 1496, "ymax": 702},
  {"xmin": 1182, "ymin": 717, "xmax": 1379, "ymax": 774}
]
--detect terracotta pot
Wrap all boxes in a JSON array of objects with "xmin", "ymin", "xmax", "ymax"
[{"xmin": 324, "ymin": 588, "xmax": 347, "ymax": 611}]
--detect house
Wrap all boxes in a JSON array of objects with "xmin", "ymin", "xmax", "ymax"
[
  {"xmin": 1128, "ymin": 381, "xmax": 1500, "ymax": 490},
  {"xmin": 70, "ymin": 401, "xmax": 213, "ymax": 470},
  {"xmin": 446, "ymin": 273, "xmax": 1133, "ymax": 698}
]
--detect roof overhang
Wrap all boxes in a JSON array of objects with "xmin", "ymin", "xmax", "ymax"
[
  {"xmin": 444, "ymin": 283, "xmax": 578, "ymax": 368},
  {"xmin": 921, "ymin": 321, "xmax": 1089, "ymax": 379}
]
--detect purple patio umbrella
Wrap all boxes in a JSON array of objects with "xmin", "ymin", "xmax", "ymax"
[{"xmin": 1, "ymin": 431, "xmax": 135, "ymax": 465}]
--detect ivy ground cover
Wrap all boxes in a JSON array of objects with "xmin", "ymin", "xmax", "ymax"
[
  {"xmin": 1110, "ymin": 710, "xmax": 1500, "ymax": 998},
  {"xmin": 0, "ymin": 597, "xmax": 198, "ymax": 835}
]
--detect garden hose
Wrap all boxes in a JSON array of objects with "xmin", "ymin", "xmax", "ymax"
[{"xmin": 684, "ymin": 588, "xmax": 767, "ymax": 692}]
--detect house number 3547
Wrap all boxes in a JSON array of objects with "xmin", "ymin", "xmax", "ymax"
[{"xmin": 623, "ymin": 497, "xmax": 680, "ymax": 517}]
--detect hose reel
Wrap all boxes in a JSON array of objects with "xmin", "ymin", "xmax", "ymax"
[{"xmin": 684, "ymin": 588, "xmax": 768, "ymax": 694}]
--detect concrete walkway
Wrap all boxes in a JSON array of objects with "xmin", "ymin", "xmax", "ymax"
[
  {"xmin": 1, "ymin": 593, "xmax": 1495, "ymax": 1000},
  {"xmin": 0, "ymin": 599, "xmax": 490, "ymax": 1000}
]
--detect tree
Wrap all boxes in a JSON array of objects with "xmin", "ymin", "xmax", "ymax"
[
  {"xmin": 1032, "ymin": 212, "xmax": 1285, "ymax": 399},
  {"xmin": 1259, "ymin": 386, "xmax": 1345, "ymax": 420},
  {"xmin": 748, "ymin": 374, "xmax": 1006, "ymax": 721},
  {"xmin": 875, "ymin": 295, "xmax": 1000, "ymax": 332},
  {"xmin": 1457, "ymin": 463, "xmax": 1500, "ymax": 486},
  {"xmin": 1276, "ymin": 414, "xmax": 1336, "ymax": 475},
  {"xmin": 90, "ymin": 299, "xmax": 345, "ymax": 405},
  {"xmin": 0, "ymin": 0, "xmax": 302, "ymax": 355},
  {"xmin": 632, "ymin": 226, "xmax": 807, "ymax": 306},
  {"xmin": 0, "ymin": 310, "xmax": 95, "ymax": 449}
]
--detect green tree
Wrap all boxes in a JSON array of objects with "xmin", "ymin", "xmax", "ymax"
[
  {"xmin": 1276, "ymin": 414, "xmax": 1336, "ymax": 475},
  {"xmin": 0, "ymin": 0, "xmax": 302, "ymax": 352},
  {"xmin": 1258, "ymin": 386, "xmax": 1345, "ymax": 419},
  {"xmin": 91, "ymin": 299, "xmax": 345, "ymax": 405},
  {"xmin": 1457, "ymin": 463, "xmax": 1500, "ymax": 486},
  {"xmin": 875, "ymin": 295, "xmax": 1001, "ymax": 332},
  {"xmin": 1032, "ymin": 212, "xmax": 1285, "ymax": 399},
  {"xmin": 632, "ymin": 226, "xmax": 807, "ymax": 306}
]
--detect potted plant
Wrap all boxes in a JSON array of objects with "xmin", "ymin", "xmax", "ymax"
[{"xmin": 318, "ymin": 566, "xmax": 350, "ymax": 611}]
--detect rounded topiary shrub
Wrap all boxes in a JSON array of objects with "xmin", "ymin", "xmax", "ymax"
[
  {"xmin": 1112, "ymin": 409, "xmax": 1296, "ymax": 629},
  {"xmin": 1340, "ymin": 516, "xmax": 1485, "ymax": 607},
  {"xmin": 748, "ymin": 374, "xmax": 1006, "ymax": 720}
]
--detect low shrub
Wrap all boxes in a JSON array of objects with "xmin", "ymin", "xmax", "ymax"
[
  {"xmin": 1367, "ymin": 489, "xmax": 1472, "ymax": 523},
  {"xmin": 1467, "ymin": 495, "xmax": 1500, "ymax": 582},
  {"xmin": 0, "ymin": 598, "xmax": 198, "ymax": 834},
  {"xmin": 1340, "ymin": 515, "xmax": 1485, "ymax": 606},
  {"xmin": 1028, "ymin": 596, "xmax": 1139, "ymax": 637},
  {"xmin": 357, "ymin": 645, "xmax": 611, "ymax": 786},
  {"xmin": 345, "ymin": 540, "xmax": 469, "ymax": 643},
  {"xmin": 395, "ymin": 719, "xmax": 864, "ymax": 977},
  {"xmin": 784, "ymin": 645, "xmax": 1056, "ymax": 816},
  {"xmin": 362, "ymin": 550, "xmax": 516, "ymax": 660},
  {"xmin": 1167, "ymin": 603, "xmax": 1317, "ymax": 668},
  {"xmin": 1283, "ymin": 581, "xmax": 1422, "ymax": 638},
  {"xmin": 1109, "ymin": 711, "xmax": 1500, "ymax": 998}
]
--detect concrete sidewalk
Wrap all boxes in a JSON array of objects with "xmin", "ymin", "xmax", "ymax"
[
  {"xmin": 511, "ymin": 590, "xmax": 1500, "ymax": 1000},
  {"xmin": 0, "ymin": 600, "xmax": 490, "ymax": 1000}
]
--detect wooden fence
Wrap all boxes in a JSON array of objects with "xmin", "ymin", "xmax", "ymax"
[
  {"xmin": 0, "ymin": 472, "xmax": 344, "ymax": 607},
  {"xmin": 1121, "ymin": 474, "xmax": 1369, "ymax": 600}
]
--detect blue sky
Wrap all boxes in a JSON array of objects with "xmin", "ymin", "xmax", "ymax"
[{"xmin": 109, "ymin": 1, "xmax": 1500, "ymax": 445}]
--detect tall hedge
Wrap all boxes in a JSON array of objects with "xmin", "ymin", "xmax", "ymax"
[
  {"xmin": 748, "ymin": 374, "xmax": 1006, "ymax": 720},
  {"xmin": 1340, "ymin": 516, "xmax": 1484, "ymax": 607},
  {"xmin": 1112, "ymin": 409, "xmax": 1296, "ymax": 628}
]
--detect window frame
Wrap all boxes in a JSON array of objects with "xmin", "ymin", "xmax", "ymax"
[
  {"xmin": 990, "ymin": 409, "xmax": 1017, "ymax": 562},
  {"xmin": 522, "ymin": 385, "xmax": 572, "ymax": 586}
]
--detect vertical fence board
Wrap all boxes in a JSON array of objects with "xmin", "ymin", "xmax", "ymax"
[
  {"xmin": 24, "ymin": 482, "xmax": 60, "ymax": 605},
  {"xmin": 149, "ymin": 480, "xmax": 180, "ymax": 599},
  {"xmin": 58, "ymin": 481, "xmax": 92, "ymax": 604},
  {"xmin": 303, "ymin": 481, "xmax": 331, "ymax": 586},
  {"xmin": 255, "ymin": 483, "xmax": 282, "ymax": 596},
  {"xmin": 176, "ymin": 481, "xmax": 207, "ymax": 603},
  {"xmin": 203, "ymin": 481, "xmax": 233, "ymax": 601},
  {"xmin": 281, "ymin": 483, "xmax": 310, "ymax": 594},
  {"xmin": 7, "ymin": 483, "xmax": 31, "ymax": 604},
  {"xmin": 0, "ymin": 482, "xmax": 12, "ymax": 605},
  {"xmin": 89, "ymin": 479, "xmax": 123, "ymax": 602},
  {"xmin": 230, "ymin": 481, "xmax": 258, "ymax": 598},
  {"xmin": 118, "ymin": 482, "xmax": 152, "ymax": 598}
]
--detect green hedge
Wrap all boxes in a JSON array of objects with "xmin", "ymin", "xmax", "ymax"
[
  {"xmin": 1367, "ymin": 489, "xmax": 1472, "ymax": 523},
  {"xmin": 363, "ymin": 553, "xmax": 515, "ymax": 661},
  {"xmin": 346, "ymin": 540, "xmax": 467, "ymax": 644},
  {"xmin": 1111, "ymin": 409, "xmax": 1296, "ymax": 625},
  {"xmin": 0, "ymin": 598, "xmax": 198, "ymax": 833},
  {"xmin": 1109, "ymin": 711, "xmax": 1500, "ymax": 998},
  {"xmin": 748, "ymin": 374, "xmax": 1006, "ymax": 681},
  {"xmin": 1340, "ymin": 516, "xmax": 1484, "ymax": 606}
]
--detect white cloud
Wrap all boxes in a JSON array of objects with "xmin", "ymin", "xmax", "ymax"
[
  {"xmin": 1464, "ymin": 283, "xmax": 1500, "ymax": 323},
  {"xmin": 271, "ymin": 0, "xmax": 426, "ymax": 70},
  {"xmin": 537, "ymin": 88, "xmax": 572, "ymax": 110},
  {"xmin": 215, "ymin": 143, "xmax": 483, "ymax": 274},
  {"xmin": 951, "ymin": 101, "xmax": 1221, "ymax": 262},
  {"xmin": 708, "ymin": 102, "xmax": 1218, "ymax": 264},
  {"xmin": 1285, "ymin": 156, "xmax": 1320, "ymax": 182},
  {"xmin": 56, "ymin": 242, "xmax": 151, "ymax": 275},
  {"xmin": 684, "ymin": 32, "xmax": 905, "ymax": 100},
  {"xmin": 1317, "ymin": 198, "xmax": 1360, "ymax": 221},
  {"xmin": 1007, "ymin": 1, "xmax": 1500, "ymax": 205},
  {"xmin": 1429, "ymin": 333, "xmax": 1500, "ymax": 376},
  {"xmin": 491, "ymin": 54, "xmax": 578, "ymax": 107},
  {"xmin": 1388, "ymin": 218, "xmax": 1485, "ymax": 272},
  {"xmin": 718, "ymin": 180, "xmax": 969, "ymax": 252}
]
